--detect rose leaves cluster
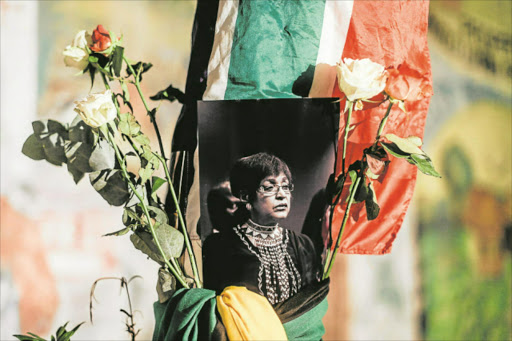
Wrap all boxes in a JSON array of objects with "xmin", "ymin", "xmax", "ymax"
[{"xmin": 25, "ymin": 25, "xmax": 189, "ymax": 273}]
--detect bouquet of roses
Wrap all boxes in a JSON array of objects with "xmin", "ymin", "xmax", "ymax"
[{"xmin": 22, "ymin": 25, "xmax": 201, "ymax": 290}]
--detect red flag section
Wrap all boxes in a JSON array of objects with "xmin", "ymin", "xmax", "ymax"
[{"xmin": 331, "ymin": 1, "xmax": 433, "ymax": 254}]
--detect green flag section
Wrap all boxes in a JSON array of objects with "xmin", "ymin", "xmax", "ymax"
[
  {"xmin": 203, "ymin": 0, "xmax": 354, "ymax": 100},
  {"xmin": 225, "ymin": 0, "xmax": 326, "ymax": 99}
]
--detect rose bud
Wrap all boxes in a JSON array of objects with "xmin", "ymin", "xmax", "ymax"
[{"xmin": 90, "ymin": 25, "xmax": 112, "ymax": 53}]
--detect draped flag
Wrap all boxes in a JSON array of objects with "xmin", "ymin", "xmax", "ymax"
[{"xmin": 171, "ymin": 0, "xmax": 432, "ymax": 254}]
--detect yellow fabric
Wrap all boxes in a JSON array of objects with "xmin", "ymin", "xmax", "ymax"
[{"xmin": 216, "ymin": 286, "xmax": 288, "ymax": 341}]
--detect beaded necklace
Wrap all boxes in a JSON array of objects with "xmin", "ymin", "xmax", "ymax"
[{"xmin": 234, "ymin": 220, "xmax": 302, "ymax": 304}]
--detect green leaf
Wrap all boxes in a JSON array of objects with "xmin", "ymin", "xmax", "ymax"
[
  {"xmin": 141, "ymin": 146, "xmax": 160, "ymax": 171},
  {"xmin": 126, "ymin": 62, "xmax": 153, "ymax": 81},
  {"xmin": 130, "ymin": 223, "xmax": 184, "ymax": 262},
  {"xmin": 130, "ymin": 232, "xmax": 162, "ymax": 263},
  {"xmin": 32, "ymin": 120, "xmax": 46, "ymax": 136},
  {"xmin": 28, "ymin": 120, "xmax": 69, "ymax": 166},
  {"xmin": 13, "ymin": 335, "xmax": 42, "ymax": 341},
  {"xmin": 89, "ymin": 169, "xmax": 130, "ymax": 206},
  {"xmin": 384, "ymin": 133, "xmax": 423, "ymax": 154},
  {"xmin": 134, "ymin": 134, "xmax": 150, "ymax": 147},
  {"xmin": 47, "ymin": 120, "xmax": 67, "ymax": 136},
  {"xmin": 410, "ymin": 153, "xmax": 442, "ymax": 178},
  {"xmin": 139, "ymin": 166, "xmax": 154, "ymax": 185},
  {"xmin": 42, "ymin": 134, "xmax": 67, "ymax": 166},
  {"xmin": 381, "ymin": 141, "xmax": 411, "ymax": 159},
  {"xmin": 22, "ymin": 134, "xmax": 46, "ymax": 160},
  {"xmin": 365, "ymin": 182, "xmax": 380, "ymax": 220},
  {"xmin": 150, "ymin": 84, "xmax": 186, "ymax": 104},
  {"xmin": 122, "ymin": 207, "xmax": 142, "ymax": 226},
  {"xmin": 151, "ymin": 176, "xmax": 167, "ymax": 201},
  {"xmin": 147, "ymin": 205, "xmax": 168, "ymax": 224},
  {"xmin": 406, "ymin": 135, "xmax": 423, "ymax": 147},
  {"xmin": 65, "ymin": 141, "xmax": 93, "ymax": 173},
  {"xmin": 155, "ymin": 224, "xmax": 185, "ymax": 258},
  {"xmin": 120, "ymin": 80, "xmax": 130, "ymax": 102},
  {"xmin": 66, "ymin": 162, "xmax": 85, "ymax": 184},
  {"xmin": 103, "ymin": 226, "xmax": 131, "ymax": 237},
  {"xmin": 89, "ymin": 139, "xmax": 115, "ymax": 171},
  {"xmin": 68, "ymin": 119, "xmax": 95, "ymax": 144},
  {"xmin": 27, "ymin": 333, "xmax": 45, "ymax": 340},
  {"xmin": 59, "ymin": 322, "xmax": 84, "ymax": 341},
  {"xmin": 111, "ymin": 46, "xmax": 124, "ymax": 77},
  {"xmin": 125, "ymin": 184, "xmax": 148, "ymax": 207},
  {"xmin": 118, "ymin": 113, "xmax": 141, "ymax": 137},
  {"xmin": 354, "ymin": 178, "xmax": 368, "ymax": 203},
  {"xmin": 56, "ymin": 322, "xmax": 69, "ymax": 339}
]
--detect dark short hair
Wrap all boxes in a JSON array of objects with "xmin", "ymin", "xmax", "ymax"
[{"xmin": 229, "ymin": 152, "xmax": 292, "ymax": 201}]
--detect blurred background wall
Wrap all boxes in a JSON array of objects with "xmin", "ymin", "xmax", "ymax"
[{"xmin": 0, "ymin": 1, "xmax": 510, "ymax": 340}]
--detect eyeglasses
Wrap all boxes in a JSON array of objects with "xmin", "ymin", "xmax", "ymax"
[{"xmin": 257, "ymin": 183, "xmax": 294, "ymax": 196}]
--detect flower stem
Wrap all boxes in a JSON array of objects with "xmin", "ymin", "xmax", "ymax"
[
  {"xmin": 101, "ymin": 124, "xmax": 189, "ymax": 289},
  {"xmin": 123, "ymin": 56, "xmax": 166, "ymax": 161},
  {"xmin": 322, "ymin": 100, "xmax": 394, "ymax": 279},
  {"xmin": 341, "ymin": 102, "xmax": 354, "ymax": 174},
  {"xmin": 156, "ymin": 153, "xmax": 202, "ymax": 288},
  {"xmin": 323, "ymin": 183, "xmax": 344, "ymax": 277},
  {"xmin": 374, "ymin": 101, "xmax": 394, "ymax": 145},
  {"xmin": 322, "ymin": 175, "xmax": 361, "ymax": 280}
]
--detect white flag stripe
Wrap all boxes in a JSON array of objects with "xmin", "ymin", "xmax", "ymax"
[
  {"xmin": 203, "ymin": 0, "xmax": 239, "ymax": 101},
  {"xmin": 309, "ymin": 0, "xmax": 354, "ymax": 97}
]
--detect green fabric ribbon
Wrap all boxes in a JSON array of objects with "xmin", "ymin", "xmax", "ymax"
[
  {"xmin": 153, "ymin": 288, "xmax": 328, "ymax": 341},
  {"xmin": 152, "ymin": 288, "xmax": 217, "ymax": 341},
  {"xmin": 283, "ymin": 297, "xmax": 328, "ymax": 341}
]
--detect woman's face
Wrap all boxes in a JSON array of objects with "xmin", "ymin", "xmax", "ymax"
[{"xmin": 250, "ymin": 172, "xmax": 292, "ymax": 225}]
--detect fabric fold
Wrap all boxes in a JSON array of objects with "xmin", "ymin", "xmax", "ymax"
[
  {"xmin": 152, "ymin": 288, "xmax": 218, "ymax": 341},
  {"xmin": 216, "ymin": 286, "xmax": 288, "ymax": 341}
]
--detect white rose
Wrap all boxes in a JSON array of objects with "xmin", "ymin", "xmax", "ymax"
[
  {"xmin": 336, "ymin": 58, "xmax": 387, "ymax": 102},
  {"xmin": 72, "ymin": 30, "xmax": 92, "ymax": 49},
  {"xmin": 74, "ymin": 90, "xmax": 117, "ymax": 128},
  {"xmin": 63, "ymin": 30, "xmax": 92, "ymax": 71}
]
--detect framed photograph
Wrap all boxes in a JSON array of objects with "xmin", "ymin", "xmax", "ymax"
[{"xmin": 197, "ymin": 98, "xmax": 340, "ymax": 239}]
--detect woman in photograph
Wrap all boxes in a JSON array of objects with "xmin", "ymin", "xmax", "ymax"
[{"xmin": 203, "ymin": 152, "xmax": 320, "ymax": 304}]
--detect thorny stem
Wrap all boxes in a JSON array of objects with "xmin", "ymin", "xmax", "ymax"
[
  {"xmin": 157, "ymin": 153, "xmax": 202, "ymax": 288},
  {"xmin": 341, "ymin": 101, "xmax": 354, "ymax": 175},
  {"xmin": 323, "ymin": 182, "xmax": 345, "ymax": 277},
  {"xmin": 123, "ymin": 56, "xmax": 166, "ymax": 161},
  {"xmin": 323, "ymin": 176, "xmax": 361, "ymax": 280},
  {"xmin": 101, "ymin": 125, "xmax": 189, "ymax": 289},
  {"xmin": 98, "ymin": 56, "xmax": 199, "ymax": 287},
  {"xmin": 124, "ymin": 60, "xmax": 201, "ymax": 286},
  {"xmin": 374, "ymin": 101, "xmax": 394, "ymax": 146},
  {"xmin": 323, "ymin": 100, "xmax": 395, "ymax": 279}
]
